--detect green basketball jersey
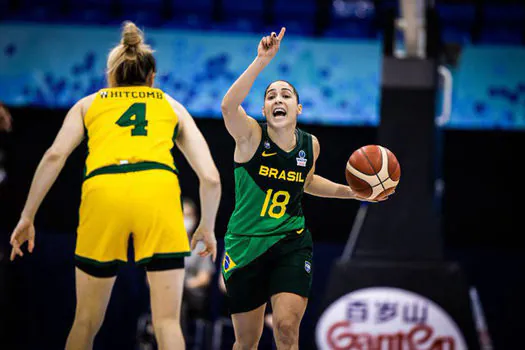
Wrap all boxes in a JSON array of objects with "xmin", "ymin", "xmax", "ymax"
[{"xmin": 223, "ymin": 123, "xmax": 314, "ymax": 279}]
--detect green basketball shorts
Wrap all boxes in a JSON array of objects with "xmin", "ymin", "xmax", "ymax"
[{"xmin": 224, "ymin": 229, "xmax": 313, "ymax": 314}]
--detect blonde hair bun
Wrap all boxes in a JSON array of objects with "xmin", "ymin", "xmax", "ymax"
[
  {"xmin": 121, "ymin": 21, "xmax": 143, "ymax": 47},
  {"xmin": 107, "ymin": 21, "xmax": 155, "ymax": 87}
]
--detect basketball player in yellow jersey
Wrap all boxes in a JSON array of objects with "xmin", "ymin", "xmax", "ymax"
[{"xmin": 9, "ymin": 22, "xmax": 221, "ymax": 350}]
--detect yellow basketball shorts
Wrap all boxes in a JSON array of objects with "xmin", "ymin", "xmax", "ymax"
[{"xmin": 75, "ymin": 169, "xmax": 190, "ymax": 276}]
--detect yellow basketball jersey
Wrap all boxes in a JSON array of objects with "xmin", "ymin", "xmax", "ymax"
[{"xmin": 84, "ymin": 86, "xmax": 178, "ymax": 177}]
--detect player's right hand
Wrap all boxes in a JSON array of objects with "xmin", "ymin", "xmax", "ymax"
[
  {"xmin": 257, "ymin": 27, "xmax": 286, "ymax": 61},
  {"xmin": 10, "ymin": 216, "xmax": 35, "ymax": 261},
  {"xmin": 191, "ymin": 225, "xmax": 217, "ymax": 263}
]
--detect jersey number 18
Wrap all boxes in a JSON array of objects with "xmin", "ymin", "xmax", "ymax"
[{"xmin": 260, "ymin": 189, "xmax": 290, "ymax": 219}]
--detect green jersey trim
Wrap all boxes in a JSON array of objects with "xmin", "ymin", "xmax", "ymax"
[{"xmin": 84, "ymin": 161, "xmax": 178, "ymax": 180}]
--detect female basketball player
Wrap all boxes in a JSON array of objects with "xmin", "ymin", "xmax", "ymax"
[
  {"xmin": 9, "ymin": 22, "xmax": 221, "ymax": 350},
  {"xmin": 220, "ymin": 27, "xmax": 386, "ymax": 349}
]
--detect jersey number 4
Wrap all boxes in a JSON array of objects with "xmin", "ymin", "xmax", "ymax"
[
  {"xmin": 260, "ymin": 189, "xmax": 290, "ymax": 219},
  {"xmin": 116, "ymin": 103, "xmax": 148, "ymax": 136}
]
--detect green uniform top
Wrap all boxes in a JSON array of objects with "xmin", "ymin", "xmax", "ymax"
[{"xmin": 223, "ymin": 123, "xmax": 314, "ymax": 279}]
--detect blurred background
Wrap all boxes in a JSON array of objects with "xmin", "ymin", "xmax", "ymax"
[{"xmin": 0, "ymin": 0, "xmax": 523, "ymax": 349}]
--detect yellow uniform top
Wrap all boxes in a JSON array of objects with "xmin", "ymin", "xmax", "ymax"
[{"xmin": 84, "ymin": 86, "xmax": 179, "ymax": 178}]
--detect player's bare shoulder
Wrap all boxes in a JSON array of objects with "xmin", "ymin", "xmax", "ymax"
[
  {"xmin": 78, "ymin": 93, "xmax": 97, "ymax": 116},
  {"xmin": 164, "ymin": 93, "xmax": 188, "ymax": 118},
  {"xmin": 164, "ymin": 93, "xmax": 179, "ymax": 108}
]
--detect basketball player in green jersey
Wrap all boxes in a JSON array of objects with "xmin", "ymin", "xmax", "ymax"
[{"xmin": 220, "ymin": 27, "xmax": 386, "ymax": 349}]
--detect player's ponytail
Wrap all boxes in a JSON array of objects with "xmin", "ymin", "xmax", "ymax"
[{"xmin": 107, "ymin": 21, "xmax": 156, "ymax": 87}]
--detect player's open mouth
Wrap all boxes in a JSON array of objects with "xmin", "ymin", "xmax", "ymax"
[{"xmin": 272, "ymin": 107, "xmax": 287, "ymax": 118}]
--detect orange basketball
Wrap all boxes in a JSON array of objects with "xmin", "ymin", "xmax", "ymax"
[{"xmin": 345, "ymin": 145, "xmax": 400, "ymax": 200}]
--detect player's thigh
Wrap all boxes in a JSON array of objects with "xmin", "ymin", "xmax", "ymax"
[
  {"xmin": 231, "ymin": 303, "xmax": 267, "ymax": 346},
  {"xmin": 225, "ymin": 258, "xmax": 270, "ymax": 315},
  {"xmin": 74, "ymin": 267, "xmax": 116, "ymax": 323},
  {"xmin": 268, "ymin": 237, "xmax": 313, "ymax": 300},
  {"xmin": 76, "ymin": 174, "xmax": 132, "ymax": 274},
  {"xmin": 147, "ymin": 268, "xmax": 185, "ymax": 320},
  {"xmin": 131, "ymin": 171, "xmax": 190, "ymax": 264},
  {"xmin": 270, "ymin": 292, "xmax": 308, "ymax": 328}
]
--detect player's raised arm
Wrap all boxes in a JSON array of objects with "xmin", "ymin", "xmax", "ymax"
[
  {"xmin": 221, "ymin": 27, "xmax": 286, "ymax": 142},
  {"xmin": 169, "ymin": 96, "xmax": 221, "ymax": 262}
]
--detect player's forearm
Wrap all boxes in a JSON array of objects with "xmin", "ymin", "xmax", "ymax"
[
  {"xmin": 305, "ymin": 175, "xmax": 357, "ymax": 199},
  {"xmin": 198, "ymin": 175, "xmax": 221, "ymax": 231},
  {"xmin": 21, "ymin": 149, "xmax": 68, "ymax": 220},
  {"xmin": 221, "ymin": 57, "xmax": 269, "ymax": 112}
]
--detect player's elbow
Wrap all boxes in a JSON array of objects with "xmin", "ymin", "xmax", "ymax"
[
  {"xmin": 220, "ymin": 101, "xmax": 232, "ymax": 115},
  {"xmin": 304, "ymin": 182, "xmax": 314, "ymax": 196},
  {"xmin": 44, "ymin": 147, "xmax": 68, "ymax": 162},
  {"xmin": 221, "ymin": 98, "xmax": 239, "ymax": 116},
  {"xmin": 201, "ymin": 168, "xmax": 221, "ymax": 188}
]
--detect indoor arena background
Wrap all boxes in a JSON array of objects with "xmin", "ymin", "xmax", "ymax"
[{"xmin": 0, "ymin": 0, "xmax": 523, "ymax": 349}]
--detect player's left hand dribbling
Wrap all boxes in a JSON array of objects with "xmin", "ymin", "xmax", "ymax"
[{"xmin": 190, "ymin": 225, "xmax": 217, "ymax": 262}]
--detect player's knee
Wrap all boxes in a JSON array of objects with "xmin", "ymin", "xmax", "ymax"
[
  {"xmin": 151, "ymin": 311, "xmax": 181, "ymax": 334},
  {"xmin": 233, "ymin": 322, "xmax": 263, "ymax": 349},
  {"xmin": 233, "ymin": 339, "xmax": 259, "ymax": 350},
  {"xmin": 151, "ymin": 313, "xmax": 181, "ymax": 329},
  {"xmin": 274, "ymin": 318, "xmax": 299, "ymax": 345},
  {"xmin": 74, "ymin": 312, "xmax": 104, "ymax": 335}
]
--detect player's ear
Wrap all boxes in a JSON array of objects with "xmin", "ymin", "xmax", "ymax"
[
  {"xmin": 297, "ymin": 104, "xmax": 303, "ymax": 115},
  {"xmin": 262, "ymin": 106, "xmax": 266, "ymax": 117}
]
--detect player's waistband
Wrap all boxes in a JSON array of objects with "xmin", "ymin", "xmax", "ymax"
[{"xmin": 84, "ymin": 161, "xmax": 178, "ymax": 181}]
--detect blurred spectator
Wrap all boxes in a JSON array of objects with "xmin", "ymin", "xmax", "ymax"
[
  {"xmin": 136, "ymin": 313, "xmax": 156, "ymax": 350},
  {"xmin": 181, "ymin": 197, "xmax": 215, "ymax": 342},
  {"xmin": 0, "ymin": 102, "xmax": 11, "ymax": 191},
  {"xmin": 0, "ymin": 103, "xmax": 12, "ymax": 132}
]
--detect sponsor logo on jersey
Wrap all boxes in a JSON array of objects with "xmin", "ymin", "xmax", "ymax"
[
  {"xmin": 258, "ymin": 165, "xmax": 305, "ymax": 183},
  {"xmin": 296, "ymin": 150, "xmax": 307, "ymax": 167},
  {"xmin": 262, "ymin": 151, "xmax": 277, "ymax": 157},
  {"xmin": 305, "ymin": 261, "xmax": 311, "ymax": 273},
  {"xmin": 264, "ymin": 140, "xmax": 271, "ymax": 149}
]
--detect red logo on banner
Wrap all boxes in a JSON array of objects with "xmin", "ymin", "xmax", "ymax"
[
  {"xmin": 316, "ymin": 287, "xmax": 467, "ymax": 350},
  {"xmin": 326, "ymin": 320, "xmax": 456, "ymax": 350}
]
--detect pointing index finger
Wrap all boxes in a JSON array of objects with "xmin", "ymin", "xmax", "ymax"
[{"xmin": 277, "ymin": 27, "xmax": 286, "ymax": 41}]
